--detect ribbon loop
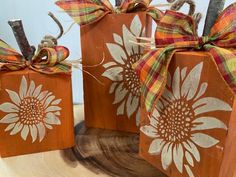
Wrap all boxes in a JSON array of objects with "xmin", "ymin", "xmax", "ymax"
[
  {"xmin": 0, "ymin": 39, "xmax": 71, "ymax": 74},
  {"xmin": 56, "ymin": 0, "xmax": 163, "ymax": 25},
  {"xmin": 134, "ymin": 3, "xmax": 236, "ymax": 113}
]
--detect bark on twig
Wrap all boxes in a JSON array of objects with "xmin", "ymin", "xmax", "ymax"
[
  {"xmin": 8, "ymin": 20, "xmax": 35, "ymax": 60},
  {"xmin": 203, "ymin": 0, "xmax": 225, "ymax": 36},
  {"xmin": 115, "ymin": 0, "xmax": 122, "ymax": 6}
]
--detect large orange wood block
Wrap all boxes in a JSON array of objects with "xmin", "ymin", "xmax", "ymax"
[
  {"xmin": 0, "ymin": 69, "xmax": 74, "ymax": 157},
  {"xmin": 80, "ymin": 12, "xmax": 152, "ymax": 133},
  {"xmin": 139, "ymin": 52, "xmax": 236, "ymax": 177}
]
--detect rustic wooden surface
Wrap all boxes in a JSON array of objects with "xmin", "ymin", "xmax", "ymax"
[
  {"xmin": 0, "ymin": 105, "xmax": 167, "ymax": 177},
  {"xmin": 81, "ymin": 12, "xmax": 152, "ymax": 133}
]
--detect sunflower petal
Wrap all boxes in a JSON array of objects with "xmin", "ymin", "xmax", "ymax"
[
  {"xmin": 193, "ymin": 82, "xmax": 208, "ymax": 101},
  {"xmin": 30, "ymin": 125, "xmax": 37, "ymax": 143},
  {"xmin": 140, "ymin": 125, "xmax": 158, "ymax": 138},
  {"xmin": 44, "ymin": 112, "xmax": 61, "ymax": 125},
  {"xmin": 51, "ymin": 99, "xmax": 62, "ymax": 105},
  {"xmin": 19, "ymin": 76, "xmax": 27, "ymax": 99},
  {"xmin": 181, "ymin": 62, "xmax": 203, "ymax": 100},
  {"xmin": 27, "ymin": 81, "xmax": 35, "ymax": 97},
  {"xmin": 106, "ymin": 43, "xmax": 126, "ymax": 64},
  {"xmin": 173, "ymin": 144, "xmax": 184, "ymax": 173},
  {"xmin": 161, "ymin": 143, "xmax": 173, "ymax": 170},
  {"xmin": 33, "ymin": 85, "xmax": 42, "ymax": 98},
  {"xmin": 150, "ymin": 116, "xmax": 158, "ymax": 128},
  {"xmin": 185, "ymin": 151, "xmax": 194, "ymax": 167},
  {"xmin": 123, "ymin": 25, "xmax": 138, "ymax": 55},
  {"xmin": 181, "ymin": 67, "xmax": 187, "ymax": 80},
  {"xmin": 126, "ymin": 94, "xmax": 139, "ymax": 118},
  {"xmin": 37, "ymin": 90, "xmax": 49, "ymax": 101},
  {"xmin": 102, "ymin": 67, "xmax": 123, "ymax": 81},
  {"xmin": 0, "ymin": 103, "xmax": 19, "ymax": 113},
  {"xmin": 190, "ymin": 133, "xmax": 219, "ymax": 148},
  {"xmin": 45, "ymin": 124, "xmax": 53, "ymax": 129},
  {"xmin": 193, "ymin": 97, "xmax": 232, "ymax": 115},
  {"xmin": 192, "ymin": 117, "xmax": 227, "ymax": 131},
  {"xmin": 117, "ymin": 100, "xmax": 125, "ymax": 115},
  {"xmin": 184, "ymin": 164, "xmax": 194, "ymax": 177},
  {"xmin": 44, "ymin": 95, "xmax": 56, "ymax": 108},
  {"xmin": 162, "ymin": 89, "xmax": 175, "ymax": 102},
  {"xmin": 45, "ymin": 106, "xmax": 62, "ymax": 113},
  {"xmin": 0, "ymin": 113, "xmax": 19, "ymax": 123},
  {"xmin": 113, "ymin": 33, "xmax": 123, "ymax": 45},
  {"xmin": 5, "ymin": 89, "xmax": 21, "ymax": 106},
  {"xmin": 5, "ymin": 123, "xmax": 15, "ymax": 132},
  {"xmin": 36, "ymin": 122, "xmax": 46, "ymax": 142},
  {"xmin": 183, "ymin": 140, "xmax": 200, "ymax": 162},
  {"xmin": 148, "ymin": 138, "xmax": 164, "ymax": 154},
  {"xmin": 21, "ymin": 125, "xmax": 29, "ymax": 141},
  {"xmin": 152, "ymin": 108, "xmax": 160, "ymax": 118},
  {"xmin": 103, "ymin": 62, "xmax": 117, "ymax": 69},
  {"xmin": 113, "ymin": 83, "xmax": 128, "ymax": 104},
  {"xmin": 10, "ymin": 122, "xmax": 23, "ymax": 135},
  {"xmin": 130, "ymin": 15, "xmax": 142, "ymax": 36}
]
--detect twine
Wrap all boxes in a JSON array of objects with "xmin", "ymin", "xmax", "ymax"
[{"xmin": 170, "ymin": 0, "xmax": 196, "ymax": 16}]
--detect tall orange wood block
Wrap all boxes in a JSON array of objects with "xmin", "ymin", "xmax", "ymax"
[
  {"xmin": 81, "ymin": 12, "xmax": 152, "ymax": 133},
  {"xmin": 0, "ymin": 69, "xmax": 74, "ymax": 157},
  {"xmin": 139, "ymin": 52, "xmax": 236, "ymax": 177}
]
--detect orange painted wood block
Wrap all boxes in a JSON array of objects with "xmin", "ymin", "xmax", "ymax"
[
  {"xmin": 80, "ymin": 12, "xmax": 152, "ymax": 133},
  {"xmin": 139, "ymin": 51, "xmax": 236, "ymax": 177},
  {"xmin": 0, "ymin": 69, "xmax": 74, "ymax": 157}
]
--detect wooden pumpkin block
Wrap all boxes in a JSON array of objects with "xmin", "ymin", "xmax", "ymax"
[
  {"xmin": 80, "ymin": 12, "xmax": 152, "ymax": 133},
  {"xmin": 139, "ymin": 51, "xmax": 236, "ymax": 177},
  {"xmin": 0, "ymin": 68, "xmax": 74, "ymax": 157}
]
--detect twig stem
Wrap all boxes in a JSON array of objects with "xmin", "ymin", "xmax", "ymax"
[{"xmin": 8, "ymin": 20, "xmax": 35, "ymax": 60}]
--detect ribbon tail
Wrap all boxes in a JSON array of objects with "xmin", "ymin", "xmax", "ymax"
[
  {"xmin": 133, "ymin": 47, "xmax": 181, "ymax": 113},
  {"xmin": 204, "ymin": 44, "xmax": 236, "ymax": 93}
]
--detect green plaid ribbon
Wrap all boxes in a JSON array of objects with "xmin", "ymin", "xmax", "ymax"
[
  {"xmin": 56, "ymin": 0, "xmax": 163, "ymax": 25},
  {"xmin": 0, "ymin": 39, "xmax": 71, "ymax": 74},
  {"xmin": 133, "ymin": 3, "xmax": 236, "ymax": 113}
]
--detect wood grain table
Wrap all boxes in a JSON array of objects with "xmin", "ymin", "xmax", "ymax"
[{"xmin": 0, "ymin": 105, "xmax": 166, "ymax": 177}]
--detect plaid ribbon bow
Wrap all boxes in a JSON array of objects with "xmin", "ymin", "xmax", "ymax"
[
  {"xmin": 0, "ymin": 40, "xmax": 70, "ymax": 74},
  {"xmin": 134, "ymin": 3, "xmax": 236, "ymax": 113},
  {"xmin": 55, "ymin": 0, "xmax": 163, "ymax": 25}
]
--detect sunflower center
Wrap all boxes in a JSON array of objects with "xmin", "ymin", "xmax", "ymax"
[
  {"xmin": 157, "ymin": 99, "xmax": 194, "ymax": 143},
  {"xmin": 19, "ymin": 97, "xmax": 44, "ymax": 125},
  {"xmin": 123, "ymin": 53, "xmax": 141, "ymax": 97}
]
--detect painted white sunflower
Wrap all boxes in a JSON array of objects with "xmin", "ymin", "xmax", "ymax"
[
  {"xmin": 102, "ymin": 15, "xmax": 145, "ymax": 126},
  {"xmin": 0, "ymin": 76, "xmax": 62, "ymax": 143},
  {"xmin": 140, "ymin": 62, "xmax": 232, "ymax": 177}
]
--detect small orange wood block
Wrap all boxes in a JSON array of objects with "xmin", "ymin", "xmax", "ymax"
[
  {"xmin": 0, "ymin": 68, "xmax": 74, "ymax": 157},
  {"xmin": 139, "ymin": 51, "xmax": 236, "ymax": 177},
  {"xmin": 80, "ymin": 12, "xmax": 152, "ymax": 133}
]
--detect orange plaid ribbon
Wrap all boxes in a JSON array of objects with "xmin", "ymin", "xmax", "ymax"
[
  {"xmin": 0, "ymin": 39, "xmax": 70, "ymax": 74},
  {"xmin": 56, "ymin": 0, "xmax": 163, "ymax": 25},
  {"xmin": 134, "ymin": 3, "xmax": 236, "ymax": 113}
]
